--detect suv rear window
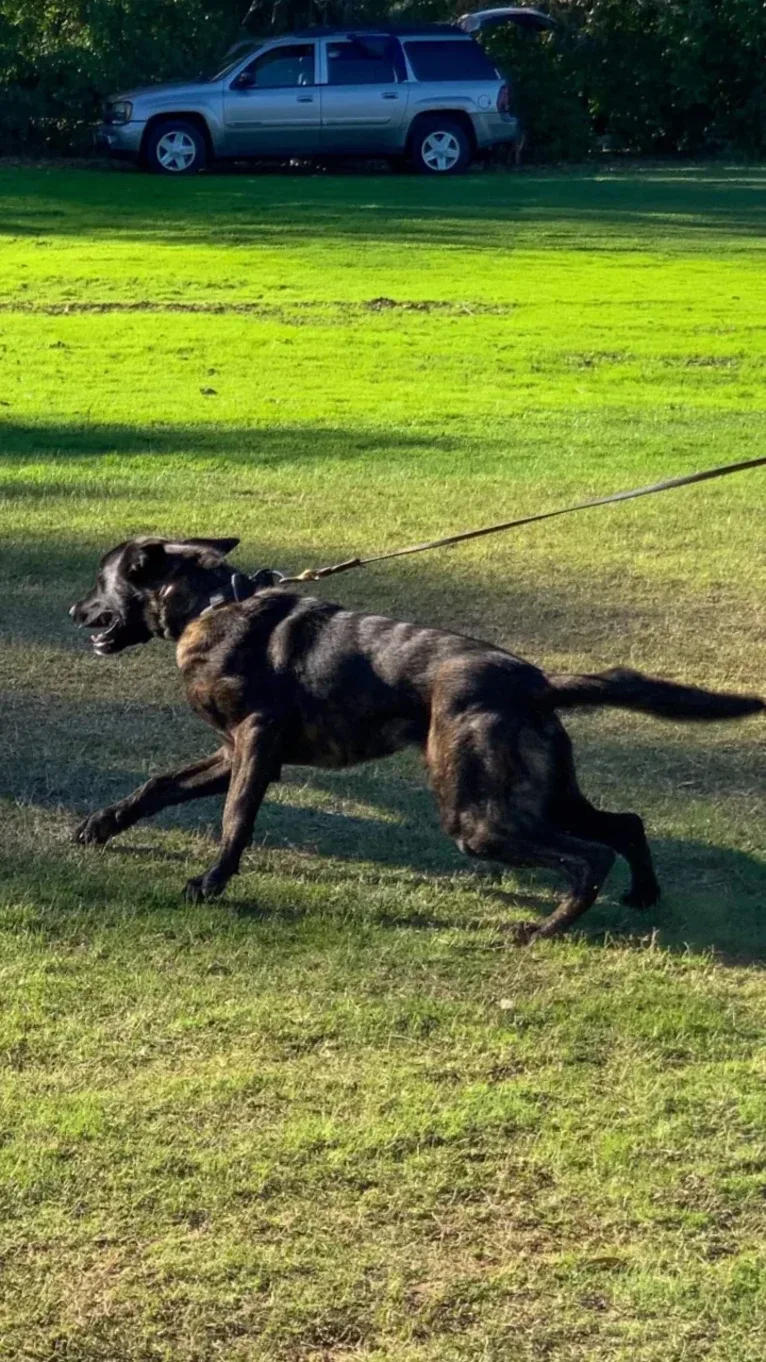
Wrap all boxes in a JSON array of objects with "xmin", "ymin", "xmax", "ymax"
[{"xmin": 404, "ymin": 39, "xmax": 498, "ymax": 82}]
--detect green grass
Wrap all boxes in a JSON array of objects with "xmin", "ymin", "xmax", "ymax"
[{"xmin": 1, "ymin": 163, "xmax": 765, "ymax": 1361}]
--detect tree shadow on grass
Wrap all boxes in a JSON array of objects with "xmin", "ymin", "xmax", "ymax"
[
  {"xmin": 256, "ymin": 758, "xmax": 766, "ymax": 964},
  {"xmin": 2, "ymin": 167, "xmax": 766, "ymax": 250},
  {"xmin": 1, "ymin": 501, "xmax": 762, "ymax": 963},
  {"xmin": 0, "ymin": 420, "xmax": 460, "ymax": 466},
  {"xmin": 1, "ymin": 680, "xmax": 763, "ymax": 963}
]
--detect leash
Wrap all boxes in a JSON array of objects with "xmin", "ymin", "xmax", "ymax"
[{"xmin": 279, "ymin": 454, "xmax": 766, "ymax": 585}]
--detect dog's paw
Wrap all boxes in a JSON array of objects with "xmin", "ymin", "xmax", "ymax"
[
  {"xmin": 183, "ymin": 871, "xmax": 226, "ymax": 904},
  {"xmin": 183, "ymin": 876, "xmax": 206, "ymax": 904},
  {"xmin": 73, "ymin": 809, "xmax": 120, "ymax": 847},
  {"xmin": 622, "ymin": 881, "xmax": 661, "ymax": 910},
  {"xmin": 508, "ymin": 920, "xmax": 540, "ymax": 946}
]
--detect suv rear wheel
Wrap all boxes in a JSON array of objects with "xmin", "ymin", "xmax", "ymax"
[
  {"xmin": 410, "ymin": 117, "xmax": 472, "ymax": 175},
  {"xmin": 146, "ymin": 119, "xmax": 207, "ymax": 175}
]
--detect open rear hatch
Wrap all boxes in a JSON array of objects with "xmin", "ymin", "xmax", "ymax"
[{"xmin": 457, "ymin": 8, "xmax": 556, "ymax": 33}]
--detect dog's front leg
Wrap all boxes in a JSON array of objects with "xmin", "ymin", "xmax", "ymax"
[
  {"xmin": 74, "ymin": 748, "xmax": 232, "ymax": 847},
  {"xmin": 183, "ymin": 716, "xmax": 282, "ymax": 903}
]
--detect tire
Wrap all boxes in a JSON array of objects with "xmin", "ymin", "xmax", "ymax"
[
  {"xmin": 409, "ymin": 117, "xmax": 472, "ymax": 175},
  {"xmin": 145, "ymin": 119, "xmax": 207, "ymax": 175}
]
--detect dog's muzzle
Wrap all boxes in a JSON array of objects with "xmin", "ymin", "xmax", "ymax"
[{"xmin": 70, "ymin": 602, "xmax": 125, "ymax": 655}]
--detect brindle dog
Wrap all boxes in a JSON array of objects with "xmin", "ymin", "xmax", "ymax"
[{"xmin": 70, "ymin": 537, "xmax": 763, "ymax": 942}]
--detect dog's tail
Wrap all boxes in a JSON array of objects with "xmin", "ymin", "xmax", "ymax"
[{"xmin": 540, "ymin": 668, "xmax": 764, "ymax": 722}]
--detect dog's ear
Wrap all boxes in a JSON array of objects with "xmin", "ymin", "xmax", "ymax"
[
  {"xmin": 123, "ymin": 540, "xmax": 167, "ymax": 583},
  {"xmin": 182, "ymin": 537, "xmax": 239, "ymax": 557}
]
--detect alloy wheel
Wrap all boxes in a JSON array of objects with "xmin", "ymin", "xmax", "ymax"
[
  {"xmin": 421, "ymin": 131, "xmax": 461, "ymax": 172},
  {"xmin": 156, "ymin": 131, "xmax": 197, "ymax": 172}
]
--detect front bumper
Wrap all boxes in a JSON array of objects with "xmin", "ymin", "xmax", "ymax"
[{"xmin": 94, "ymin": 122, "xmax": 145, "ymax": 161}]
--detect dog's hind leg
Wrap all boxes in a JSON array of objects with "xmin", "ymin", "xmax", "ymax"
[
  {"xmin": 183, "ymin": 717, "xmax": 282, "ymax": 903},
  {"xmin": 74, "ymin": 748, "xmax": 232, "ymax": 847},
  {"xmin": 542, "ymin": 721, "xmax": 660, "ymax": 910},
  {"xmin": 427, "ymin": 695, "xmax": 612, "ymax": 940},
  {"xmin": 556, "ymin": 797, "xmax": 660, "ymax": 909},
  {"xmin": 457, "ymin": 820, "xmax": 616, "ymax": 943}
]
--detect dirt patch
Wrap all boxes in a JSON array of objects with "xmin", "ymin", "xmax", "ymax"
[{"xmin": 0, "ymin": 298, "xmax": 509, "ymax": 319}]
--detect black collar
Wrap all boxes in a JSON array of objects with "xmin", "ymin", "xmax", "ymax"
[{"xmin": 202, "ymin": 567, "xmax": 284, "ymax": 616}]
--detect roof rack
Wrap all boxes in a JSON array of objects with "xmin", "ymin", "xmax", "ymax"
[{"xmin": 288, "ymin": 25, "xmax": 465, "ymax": 38}]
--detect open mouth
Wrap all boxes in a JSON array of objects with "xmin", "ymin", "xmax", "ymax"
[{"xmin": 90, "ymin": 618, "xmax": 123, "ymax": 655}]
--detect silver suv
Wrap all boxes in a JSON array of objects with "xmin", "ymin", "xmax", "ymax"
[{"xmin": 95, "ymin": 9, "xmax": 554, "ymax": 175}]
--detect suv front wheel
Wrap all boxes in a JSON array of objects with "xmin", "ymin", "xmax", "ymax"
[
  {"xmin": 410, "ymin": 117, "xmax": 472, "ymax": 175},
  {"xmin": 145, "ymin": 119, "xmax": 207, "ymax": 175}
]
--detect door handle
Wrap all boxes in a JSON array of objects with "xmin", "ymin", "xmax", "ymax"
[
  {"xmin": 296, "ymin": 95, "xmax": 314, "ymax": 102},
  {"xmin": 382, "ymin": 92, "xmax": 399, "ymax": 100}
]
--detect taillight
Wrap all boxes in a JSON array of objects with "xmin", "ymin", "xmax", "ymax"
[{"xmin": 497, "ymin": 82, "xmax": 511, "ymax": 114}]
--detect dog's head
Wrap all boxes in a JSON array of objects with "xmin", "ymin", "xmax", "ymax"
[{"xmin": 70, "ymin": 537, "xmax": 240, "ymax": 655}]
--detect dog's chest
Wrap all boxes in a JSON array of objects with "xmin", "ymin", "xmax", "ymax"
[
  {"xmin": 176, "ymin": 614, "xmax": 218, "ymax": 671},
  {"xmin": 176, "ymin": 616, "xmax": 247, "ymax": 733}
]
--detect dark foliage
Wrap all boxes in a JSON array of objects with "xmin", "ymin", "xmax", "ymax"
[
  {"xmin": 1, "ymin": 0, "xmax": 764, "ymax": 158},
  {"xmin": 488, "ymin": 0, "xmax": 766, "ymax": 159}
]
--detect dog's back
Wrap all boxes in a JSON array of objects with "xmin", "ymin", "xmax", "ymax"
[{"xmin": 177, "ymin": 590, "xmax": 548, "ymax": 770}]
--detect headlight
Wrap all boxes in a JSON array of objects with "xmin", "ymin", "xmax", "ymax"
[{"xmin": 105, "ymin": 100, "xmax": 133, "ymax": 125}]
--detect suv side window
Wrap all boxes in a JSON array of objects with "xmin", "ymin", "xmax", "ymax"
[
  {"xmin": 403, "ymin": 39, "xmax": 498, "ymax": 82},
  {"xmin": 239, "ymin": 43, "xmax": 315, "ymax": 88},
  {"xmin": 326, "ymin": 38, "xmax": 399, "ymax": 85}
]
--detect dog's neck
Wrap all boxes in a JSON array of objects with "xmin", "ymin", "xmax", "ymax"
[{"xmin": 153, "ymin": 567, "xmax": 283, "ymax": 641}]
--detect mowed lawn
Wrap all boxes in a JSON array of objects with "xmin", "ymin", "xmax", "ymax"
[{"xmin": 1, "ymin": 164, "xmax": 765, "ymax": 1361}]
